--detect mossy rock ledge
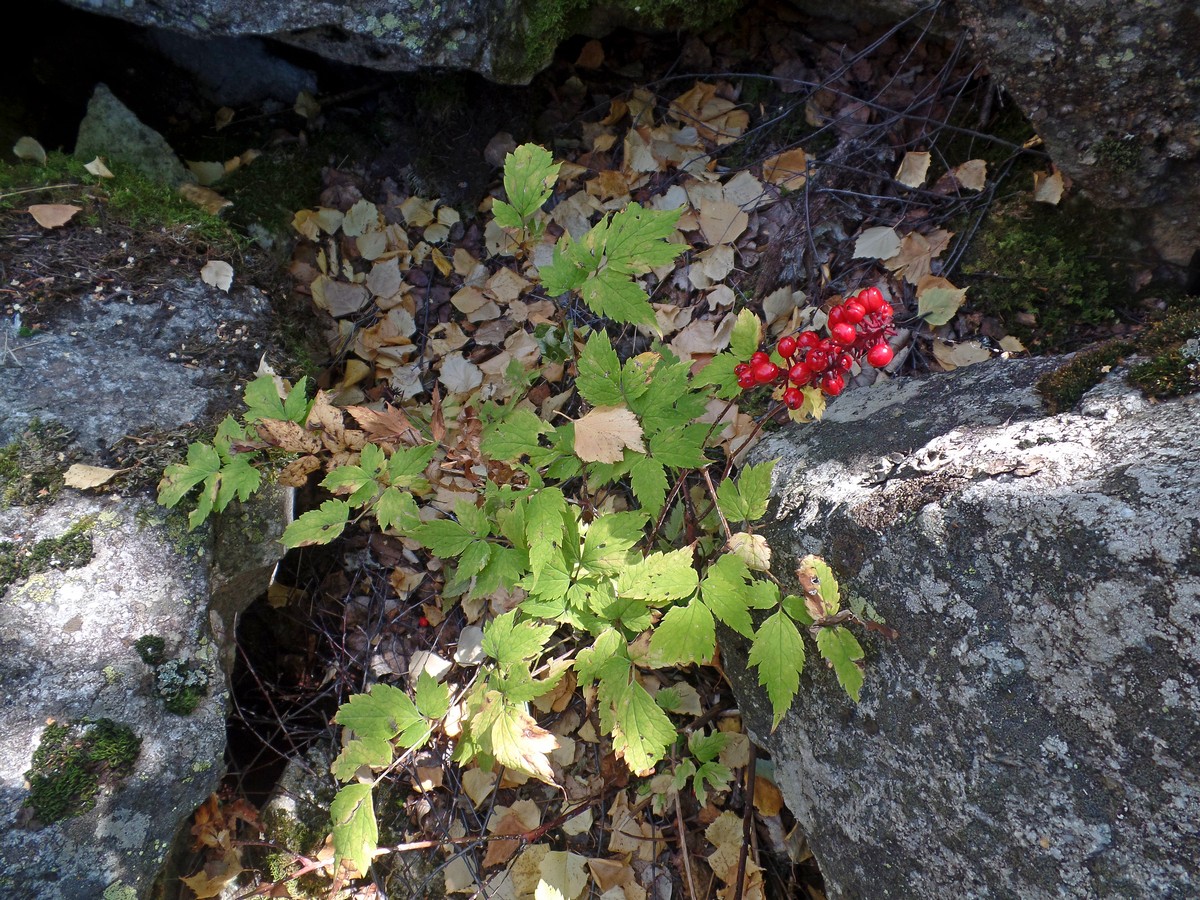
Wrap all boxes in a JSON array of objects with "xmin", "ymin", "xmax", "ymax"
[
  {"xmin": 722, "ymin": 357, "xmax": 1200, "ymax": 898},
  {"xmin": 0, "ymin": 276, "xmax": 291, "ymax": 898}
]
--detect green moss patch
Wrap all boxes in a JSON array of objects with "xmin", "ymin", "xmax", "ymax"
[
  {"xmin": 959, "ymin": 197, "xmax": 1133, "ymax": 352},
  {"xmin": 0, "ymin": 419, "xmax": 75, "ymax": 507},
  {"xmin": 0, "ymin": 516, "xmax": 95, "ymax": 595},
  {"xmin": 133, "ymin": 641, "xmax": 210, "ymax": 715},
  {"xmin": 25, "ymin": 718, "xmax": 141, "ymax": 824}
]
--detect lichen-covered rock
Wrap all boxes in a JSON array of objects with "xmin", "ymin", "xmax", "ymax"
[
  {"xmin": 74, "ymin": 84, "xmax": 191, "ymax": 187},
  {"xmin": 57, "ymin": 0, "xmax": 737, "ymax": 85},
  {"xmin": 724, "ymin": 359, "xmax": 1199, "ymax": 898},
  {"xmin": 0, "ymin": 277, "xmax": 289, "ymax": 898}
]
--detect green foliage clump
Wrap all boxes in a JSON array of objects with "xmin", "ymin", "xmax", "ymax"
[
  {"xmin": 960, "ymin": 198, "xmax": 1130, "ymax": 350},
  {"xmin": 160, "ymin": 144, "xmax": 885, "ymax": 877},
  {"xmin": 25, "ymin": 718, "xmax": 140, "ymax": 824},
  {"xmin": 1127, "ymin": 304, "xmax": 1200, "ymax": 399},
  {"xmin": 0, "ymin": 517, "xmax": 95, "ymax": 595}
]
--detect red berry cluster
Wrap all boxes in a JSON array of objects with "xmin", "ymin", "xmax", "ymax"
[{"xmin": 735, "ymin": 287, "xmax": 896, "ymax": 410}]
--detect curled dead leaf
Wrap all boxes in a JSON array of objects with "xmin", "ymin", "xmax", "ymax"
[
  {"xmin": 200, "ymin": 260, "xmax": 234, "ymax": 292},
  {"xmin": 28, "ymin": 204, "xmax": 81, "ymax": 229},
  {"xmin": 63, "ymin": 464, "xmax": 122, "ymax": 489}
]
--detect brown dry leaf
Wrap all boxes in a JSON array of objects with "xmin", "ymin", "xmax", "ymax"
[
  {"xmin": 483, "ymin": 810, "xmax": 528, "ymax": 868},
  {"xmin": 180, "ymin": 849, "xmax": 243, "ymax": 899},
  {"xmin": 415, "ymin": 765, "xmax": 443, "ymax": 792},
  {"xmin": 345, "ymin": 403, "xmax": 421, "ymax": 445},
  {"xmin": 293, "ymin": 90, "xmax": 321, "ymax": 120},
  {"xmin": 588, "ymin": 858, "xmax": 637, "ymax": 894},
  {"xmin": 539, "ymin": 851, "xmax": 590, "ymax": 900},
  {"xmin": 486, "ymin": 267, "xmax": 530, "ymax": 304},
  {"xmin": 367, "ymin": 258, "xmax": 403, "ymax": 299},
  {"xmin": 292, "ymin": 207, "xmax": 344, "ymax": 240},
  {"xmin": 314, "ymin": 278, "xmax": 370, "ymax": 318},
  {"xmin": 705, "ymin": 810, "xmax": 744, "ymax": 880},
  {"xmin": 575, "ymin": 38, "xmax": 605, "ymax": 68},
  {"xmin": 762, "ymin": 147, "xmax": 808, "ymax": 192},
  {"xmin": 753, "ymin": 776, "xmax": 785, "ymax": 817},
  {"xmin": 214, "ymin": 106, "xmax": 235, "ymax": 130},
  {"xmin": 256, "ymin": 420, "xmax": 321, "ymax": 454},
  {"xmin": 13, "ymin": 136, "xmax": 47, "ymax": 165},
  {"xmin": 439, "ymin": 354, "xmax": 484, "ymax": 395},
  {"xmin": 400, "ymin": 196, "xmax": 437, "ymax": 228},
  {"xmin": 1033, "ymin": 169, "xmax": 1065, "ymax": 205},
  {"xmin": 953, "ymin": 159, "xmax": 987, "ymax": 191},
  {"xmin": 28, "ymin": 204, "xmax": 81, "ymax": 229},
  {"xmin": 63, "ymin": 464, "xmax": 121, "ymax": 489},
  {"xmin": 884, "ymin": 228, "xmax": 953, "ymax": 285},
  {"xmin": 462, "ymin": 767, "xmax": 498, "ymax": 808},
  {"xmin": 178, "ymin": 183, "xmax": 232, "ymax": 215},
  {"xmin": 607, "ymin": 791, "xmax": 655, "ymax": 861},
  {"xmin": 895, "ymin": 150, "xmax": 931, "ymax": 188},
  {"xmin": 853, "ymin": 225, "xmax": 901, "ymax": 260},
  {"xmin": 430, "ymin": 246, "xmax": 453, "ymax": 276},
  {"xmin": 698, "ymin": 200, "xmax": 748, "ymax": 246},
  {"xmin": 669, "ymin": 82, "xmax": 748, "ymax": 146},
  {"xmin": 277, "ymin": 455, "xmax": 321, "ymax": 487},
  {"xmin": 717, "ymin": 731, "xmax": 750, "ymax": 769},
  {"xmin": 83, "ymin": 157, "xmax": 114, "ymax": 178},
  {"xmin": 343, "ymin": 198, "xmax": 381, "ymax": 237},
  {"xmin": 574, "ymin": 406, "xmax": 644, "ymax": 463}
]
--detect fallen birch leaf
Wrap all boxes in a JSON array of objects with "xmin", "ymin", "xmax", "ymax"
[
  {"xmin": 178, "ymin": 183, "xmax": 232, "ymax": 215},
  {"xmin": 916, "ymin": 275, "xmax": 967, "ymax": 326},
  {"xmin": 574, "ymin": 406, "xmax": 644, "ymax": 463},
  {"xmin": 186, "ymin": 160, "xmax": 226, "ymax": 186},
  {"xmin": 28, "ymin": 204, "xmax": 81, "ymax": 229},
  {"xmin": 1033, "ymin": 169, "xmax": 1064, "ymax": 205},
  {"xmin": 83, "ymin": 157, "xmax": 114, "ymax": 178},
  {"xmin": 762, "ymin": 148, "xmax": 807, "ymax": 191},
  {"xmin": 852, "ymin": 225, "xmax": 901, "ymax": 260},
  {"xmin": 214, "ymin": 107, "xmax": 235, "ymax": 130},
  {"xmin": 932, "ymin": 339, "xmax": 992, "ymax": 370},
  {"xmin": 952, "ymin": 159, "xmax": 987, "ymax": 191},
  {"xmin": 895, "ymin": 151, "xmax": 931, "ymax": 188},
  {"xmin": 200, "ymin": 260, "xmax": 234, "ymax": 292}
]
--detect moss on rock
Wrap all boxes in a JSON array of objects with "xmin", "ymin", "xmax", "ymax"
[
  {"xmin": 0, "ymin": 516, "xmax": 95, "ymax": 595},
  {"xmin": 25, "ymin": 718, "xmax": 141, "ymax": 824}
]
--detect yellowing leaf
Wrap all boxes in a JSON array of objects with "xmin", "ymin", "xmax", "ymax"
[
  {"xmin": 343, "ymin": 199, "xmax": 381, "ymax": 237},
  {"xmin": 28, "ymin": 204, "xmax": 81, "ymax": 229},
  {"xmin": 698, "ymin": 200, "xmax": 748, "ymax": 246},
  {"xmin": 895, "ymin": 150, "xmax": 931, "ymax": 188},
  {"xmin": 762, "ymin": 147, "xmax": 807, "ymax": 190},
  {"xmin": 573, "ymin": 406, "xmax": 645, "ymax": 464},
  {"xmin": 536, "ymin": 851, "xmax": 589, "ymax": 900},
  {"xmin": 200, "ymin": 260, "xmax": 234, "ymax": 292},
  {"xmin": 63, "ymin": 464, "xmax": 121, "ymax": 489},
  {"xmin": 488, "ymin": 700, "xmax": 560, "ymax": 784},
  {"xmin": 462, "ymin": 767, "xmax": 497, "ymax": 807},
  {"xmin": 178, "ymin": 183, "xmax": 232, "ymax": 215},
  {"xmin": 214, "ymin": 106, "xmax": 235, "ymax": 130},
  {"xmin": 952, "ymin": 159, "xmax": 987, "ymax": 191},
  {"xmin": 13, "ymin": 136, "xmax": 46, "ymax": 165},
  {"xmin": 931, "ymin": 338, "xmax": 991, "ymax": 370},
  {"xmin": 852, "ymin": 225, "xmax": 901, "ymax": 260},
  {"xmin": 186, "ymin": 160, "xmax": 226, "ymax": 186},
  {"xmin": 728, "ymin": 531, "xmax": 771, "ymax": 572},
  {"xmin": 1033, "ymin": 169, "xmax": 1064, "ymax": 205},
  {"xmin": 400, "ymin": 196, "xmax": 438, "ymax": 228},
  {"xmin": 180, "ymin": 849, "xmax": 243, "ymax": 898},
  {"xmin": 83, "ymin": 157, "xmax": 114, "ymax": 178},
  {"xmin": 294, "ymin": 90, "xmax": 321, "ymax": 119},
  {"xmin": 916, "ymin": 275, "xmax": 967, "ymax": 326}
]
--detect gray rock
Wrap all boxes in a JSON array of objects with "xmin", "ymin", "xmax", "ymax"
[
  {"xmin": 724, "ymin": 359, "xmax": 1199, "ymax": 898},
  {"xmin": 147, "ymin": 32, "xmax": 318, "ymax": 106},
  {"xmin": 74, "ymin": 83, "xmax": 192, "ymax": 187},
  {"xmin": 0, "ymin": 277, "xmax": 289, "ymax": 898}
]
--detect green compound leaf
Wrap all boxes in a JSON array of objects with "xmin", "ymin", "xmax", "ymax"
[
  {"xmin": 628, "ymin": 455, "xmax": 668, "ymax": 519},
  {"xmin": 729, "ymin": 309, "xmax": 763, "ymax": 360},
  {"xmin": 580, "ymin": 511, "xmax": 646, "ymax": 571},
  {"xmin": 609, "ymin": 677, "xmax": 676, "ymax": 775},
  {"xmin": 498, "ymin": 143, "xmax": 560, "ymax": 224},
  {"xmin": 716, "ymin": 459, "xmax": 776, "ymax": 523},
  {"xmin": 525, "ymin": 487, "xmax": 567, "ymax": 578},
  {"xmin": 649, "ymin": 425, "xmax": 710, "ymax": 469},
  {"xmin": 696, "ymin": 352, "xmax": 742, "ymax": 400},
  {"xmin": 281, "ymin": 499, "xmax": 350, "ymax": 548},
  {"xmin": 575, "ymin": 331, "xmax": 625, "ymax": 407},
  {"xmin": 330, "ymin": 736, "xmax": 393, "ymax": 782},
  {"xmin": 375, "ymin": 486, "xmax": 421, "ymax": 533},
  {"xmin": 482, "ymin": 610, "xmax": 555, "ymax": 669},
  {"xmin": 331, "ymin": 783, "xmax": 377, "ymax": 876},
  {"xmin": 244, "ymin": 374, "xmax": 310, "ymax": 424},
  {"xmin": 157, "ymin": 442, "xmax": 220, "ymax": 509},
  {"xmin": 411, "ymin": 518, "xmax": 476, "ymax": 557},
  {"xmin": 214, "ymin": 454, "xmax": 262, "ymax": 510},
  {"xmin": 581, "ymin": 265, "xmax": 658, "ymax": 329},
  {"xmin": 482, "ymin": 408, "xmax": 549, "ymax": 461},
  {"xmin": 603, "ymin": 203, "xmax": 685, "ymax": 272},
  {"xmin": 688, "ymin": 730, "xmax": 729, "ymax": 764},
  {"xmin": 415, "ymin": 671, "xmax": 451, "ymax": 719},
  {"xmin": 575, "ymin": 628, "xmax": 627, "ymax": 684},
  {"xmin": 649, "ymin": 597, "xmax": 715, "ymax": 666},
  {"xmin": 748, "ymin": 609, "xmax": 806, "ymax": 730},
  {"xmin": 616, "ymin": 546, "xmax": 698, "ymax": 603},
  {"xmin": 816, "ymin": 625, "xmax": 865, "ymax": 702},
  {"xmin": 322, "ymin": 463, "xmax": 380, "ymax": 507},
  {"xmin": 386, "ymin": 444, "xmax": 436, "ymax": 488},
  {"xmin": 334, "ymin": 682, "xmax": 420, "ymax": 742},
  {"xmin": 700, "ymin": 553, "xmax": 755, "ymax": 637}
]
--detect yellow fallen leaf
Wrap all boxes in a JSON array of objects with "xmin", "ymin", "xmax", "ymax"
[
  {"xmin": 214, "ymin": 106, "xmax": 235, "ymax": 130},
  {"xmin": 895, "ymin": 150, "xmax": 931, "ymax": 188},
  {"xmin": 916, "ymin": 274, "xmax": 968, "ymax": 326},
  {"xmin": 931, "ymin": 339, "xmax": 991, "ymax": 370},
  {"xmin": 28, "ymin": 204, "xmax": 81, "ymax": 229},
  {"xmin": 537, "ymin": 850, "xmax": 589, "ymax": 900},
  {"xmin": 698, "ymin": 199, "xmax": 748, "ymax": 246},
  {"xmin": 953, "ymin": 158, "xmax": 987, "ymax": 191},
  {"xmin": 178, "ymin": 183, "xmax": 232, "ymax": 215},
  {"xmin": 186, "ymin": 160, "xmax": 226, "ymax": 186},
  {"xmin": 1033, "ymin": 169, "xmax": 1064, "ymax": 205},
  {"xmin": 83, "ymin": 157, "xmax": 114, "ymax": 178},
  {"xmin": 294, "ymin": 90, "xmax": 321, "ymax": 120},
  {"xmin": 200, "ymin": 260, "xmax": 234, "ymax": 292},
  {"xmin": 573, "ymin": 406, "xmax": 644, "ymax": 463},
  {"xmin": 63, "ymin": 464, "xmax": 122, "ymax": 489}
]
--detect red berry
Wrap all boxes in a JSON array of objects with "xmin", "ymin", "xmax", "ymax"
[
  {"xmin": 737, "ymin": 371, "xmax": 757, "ymax": 389},
  {"xmin": 777, "ymin": 336, "xmax": 798, "ymax": 359},
  {"xmin": 831, "ymin": 322, "xmax": 856, "ymax": 345},
  {"xmin": 842, "ymin": 300, "xmax": 865, "ymax": 325},
  {"xmin": 861, "ymin": 286, "xmax": 884, "ymax": 312},
  {"xmin": 797, "ymin": 331, "xmax": 820, "ymax": 349},
  {"xmin": 838, "ymin": 352, "xmax": 854, "ymax": 371},
  {"xmin": 783, "ymin": 387, "xmax": 803, "ymax": 410},
  {"xmin": 734, "ymin": 362, "xmax": 751, "ymax": 377},
  {"xmin": 828, "ymin": 305, "xmax": 845, "ymax": 325},
  {"xmin": 877, "ymin": 302, "xmax": 894, "ymax": 320},
  {"xmin": 750, "ymin": 351, "xmax": 769, "ymax": 367},
  {"xmin": 821, "ymin": 371, "xmax": 845, "ymax": 396},
  {"xmin": 867, "ymin": 343, "xmax": 894, "ymax": 368},
  {"xmin": 807, "ymin": 349, "xmax": 829, "ymax": 371},
  {"xmin": 753, "ymin": 361, "xmax": 779, "ymax": 383},
  {"xmin": 418, "ymin": 616, "xmax": 430, "ymax": 628},
  {"xmin": 789, "ymin": 362, "xmax": 808, "ymax": 384}
]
